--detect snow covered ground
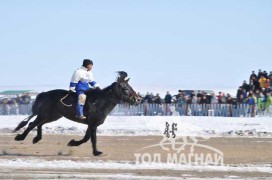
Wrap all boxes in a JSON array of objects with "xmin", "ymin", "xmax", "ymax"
[
  {"xmin": 0, "ymin": 159, "xmax": 272, "ymax": 173},
  {"xmin": 0, "ymin": 159, "xmax": 271, "ymax": 174},
  {"xmin": 0, "ymin": 115, "xmax": 271, "ymax": 179},
  {"xmin": 0, "ymin": 115, "xmax": 271, "ymax": 137}
]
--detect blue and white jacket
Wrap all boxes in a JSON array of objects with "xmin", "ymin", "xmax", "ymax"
[{"xmin": 70, "ymin": 66, "xmax": 99, "ymax": 92}]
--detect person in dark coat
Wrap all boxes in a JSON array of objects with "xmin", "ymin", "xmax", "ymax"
[
  {"xmin": 164, "ymin": 91, "xmax": 172, "ymax": 104},
  {"xmin": 238, "ymin": 94, "xmax": 247, "ymax": 104},
  {"xmin": 249, "ymin": 79, "xmax": 256, "ymax": 92},
  {"xmin": 263, "ymin": 71, "xmax": 268, "ymax": 78},
  {"xmin": 250, "ymin": 71, "xmax": 257, "ymax": 82},
  {"xmin": 241, "ymin": 80, "xmax": 250, "ymax": 92},
  {"xmin": 217, "ymin": 92, "xmax": 223, "ymax": 104},
  {"xmin": 200, "ymin": 95, "xmax": 209, "ymax": 104},
  {"xmin": 164, "ymin": 91, "xmax": 173, "ymax": 115},
  {"xmin": 197, "ymin": 91, "xmax": 203, "ymax": 99},
  {"xmin": 144, "ymin": 93, "xmax": 153, "ymax": 104},
  {"xmin": 252, "ymin": 77, "xmax": 260, "ymax": 91},
  {"xmin": 258, "ymin": 69, "xmax": 263, "ymax": 80},
  {"xmin": 236, "ymin": 87, "xmax": 243, "ymax": 102},
  {"xmin": 173, "ymin": 90, "xmax": 183, "ymax": 103},
  {"xmin": 226, "ymin": 94, "xmax": 233, "ymax": 104},
  {"xmin": 153, "ymin": 93, "xmax": 162, "ymax": 104}
]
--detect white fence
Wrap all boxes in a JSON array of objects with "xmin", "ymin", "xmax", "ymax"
[
  {"xmin": 111, "ymin": 103, "xmax": 272, "ymax": 117},
  {"xmin": 1, "ymin": 103, "xmax": 271, "ymax": 117},
  {"xmin": 0, "ymin": 104, "xmax": 32, "ymax": 115}
]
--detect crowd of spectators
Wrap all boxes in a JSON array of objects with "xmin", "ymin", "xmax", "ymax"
[
  {"xmin": 0, "ymin": 93, "xmax": 32, "ymax": 105},
  {"xmin": 141, "ymin": 90, "xmax": 235, "ymax": 105},
  {"xmin": 237, "ymin": 69, "xmax": 272, "ymax": 115},
  {"xmin": 141, "ymin": 70, "xmax": 271, "ymax": 102},
  {"xmin": 0, "ymin": 93, "xmax": 32, "ymax": 115},
  {"xmin": 138, "ymin": 70, "xmax": 272, "ymax": 116}
]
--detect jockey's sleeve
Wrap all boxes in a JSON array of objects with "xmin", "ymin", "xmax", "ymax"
[
  {"xmin": 69, "ymin": 82, "xmax": 77, "ymax": 91},
  {"xmin": 69, "ymin": 70, "xmax": 81, "ymax": 91},
  {"xmin": 89, "ymin": 81, "xmax": 99, "ymax": 88}
]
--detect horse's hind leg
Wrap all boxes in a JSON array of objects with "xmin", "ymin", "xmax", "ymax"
[
  {"xmin": 68, "ymin": 126, "xmax": 91, "ymax": 146},
  {"xmin": 33, "ymin": 125, "xmax": 43, "ymax": 144},
  {"xmin": 15, "ymin": 116, "xmax": 42, "ymax": 141},
  {"xmin": 31, "ymin": 114, "xmax": 62, "ymax": 144}
]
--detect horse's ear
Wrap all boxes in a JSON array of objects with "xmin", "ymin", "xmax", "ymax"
[{"xmin": 125, "ymin": 78, "xmax": 130, "ymax": 83}]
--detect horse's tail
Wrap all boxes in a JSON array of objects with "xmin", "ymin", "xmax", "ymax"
[
  {"xmin": 13, "ymin": 114, "xmax": 35, "ymax": 132},
  {"xmin": 13, "ymin": 92, "xmax": 45, "ymax": 132}
]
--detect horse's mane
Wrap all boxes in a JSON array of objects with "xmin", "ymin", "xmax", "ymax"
[
  {"xmin": 85, "ymin": 82, "xmax": 116, "ymax": 99},
  {"xmin": 84, "ymin": 71, "xmax": 127, "ymax": 100}
]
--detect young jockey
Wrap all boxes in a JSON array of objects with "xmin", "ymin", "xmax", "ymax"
[{"xmin": 69, "ymin": 59, "xmax": 99, "ymax": 120}]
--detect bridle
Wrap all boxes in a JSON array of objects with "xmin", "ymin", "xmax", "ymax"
[{"xmin": 107, "ymin": 82, "xmax": 137, "ymax": 104}]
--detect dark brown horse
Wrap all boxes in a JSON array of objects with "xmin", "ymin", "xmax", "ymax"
[{"xmin": 14, "ymin": 72, "xmax": 141, "ymax": 156}]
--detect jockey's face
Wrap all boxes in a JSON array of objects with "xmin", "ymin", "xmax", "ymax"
[{"xmin": 87, "ymin": 64, "xmax": 93, "ymax": 71}]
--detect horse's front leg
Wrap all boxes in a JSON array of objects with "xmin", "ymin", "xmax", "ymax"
[
  {"xmin": 90, "ymin": 126, "xmax": 102, "ymax": 156},
  {"xmin": 68, "ymin": 126, "xmax": 91, "ymax": 146}
]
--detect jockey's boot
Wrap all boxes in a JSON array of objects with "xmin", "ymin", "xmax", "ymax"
[{"xmin": 76, "ymin": 105, "xmax": 86, "ymax": 120}]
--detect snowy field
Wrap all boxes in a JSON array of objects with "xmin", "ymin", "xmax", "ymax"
[
  {"xmin": 0, "ymin": 115, "xmax": 271, "ymax": 179},
  {"xmin": 0, "ymin": 115, "xmax": 271, "ymax": 137},
  {"xmin": 1, "ymin": 159, "xmax": 272, "ymax": 180}
]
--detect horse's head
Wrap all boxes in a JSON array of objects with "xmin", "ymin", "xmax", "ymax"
[{"xmin": 113, "ymin": 71, "xmax": 141, "ymax": 105}]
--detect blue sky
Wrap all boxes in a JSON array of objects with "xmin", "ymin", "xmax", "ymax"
[{"xmin": 0, "ymin": 0, "xmax": 271, "ymax": 92}]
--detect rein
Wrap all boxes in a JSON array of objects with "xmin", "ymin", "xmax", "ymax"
[{"xmin": 60, "ymin": 93, "xmax": 73, "ymax": 107}]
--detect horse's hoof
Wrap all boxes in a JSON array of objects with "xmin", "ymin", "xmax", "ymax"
[
  {"xmin": 93, "ymin": 151, "xmax": 103, "ymax": 156},
  {"xmin": 33, "ymin": 137, "xmax": 41, "ymax": 144},
  {"xmin": 15, "ymin": 134, "xmax": 24, "ymax": 141},
  {"xmin": 67, "ymin": 139, "xmax": 77, "ymax": 146}
]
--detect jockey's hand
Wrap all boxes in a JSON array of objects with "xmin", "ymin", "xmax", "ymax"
[{"xmin": 69, "ymin": 87, "xmax": 76, "ymax": 93}]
